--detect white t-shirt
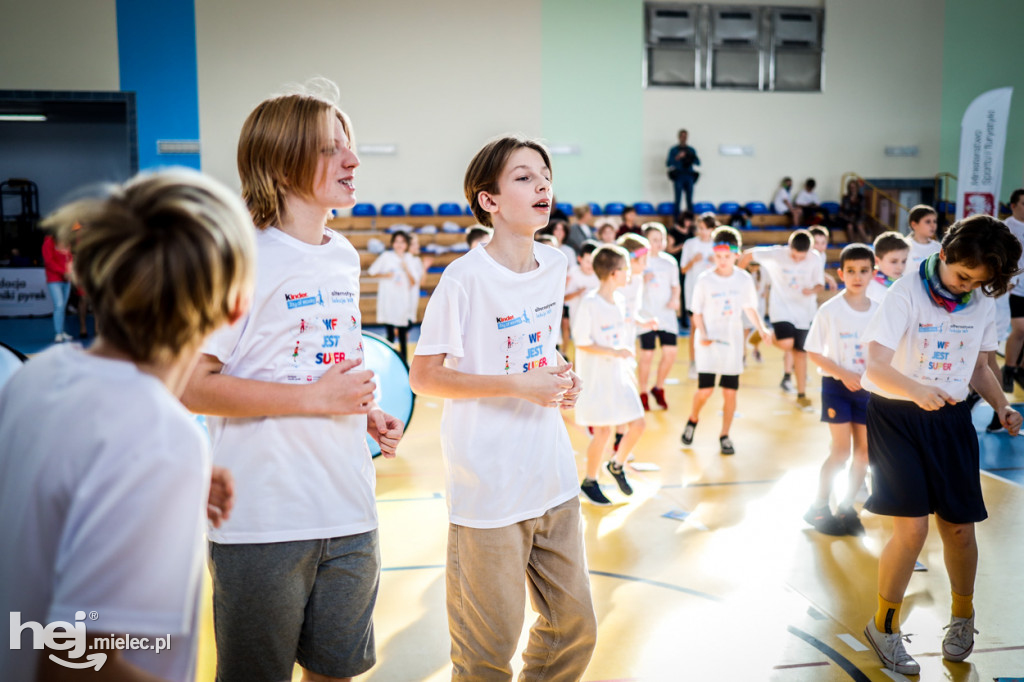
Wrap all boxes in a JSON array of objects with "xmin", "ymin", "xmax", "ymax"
[
  {"xmin": 408, "ymin": 254, "xmax": 425, "ymax": 323},
  {"xmin": 369, "ymin": 250, "xmax": 415, "ymax": 326},
  {"xmin": 642, "ymin": 251, "xmax": 681, "ymax": 333},
  {"xmin": 1005, "ymin": 215, "xmax": 1024, "ymax": 295},
  {"xmin": 862, "ymin": 273, "xmax": 997, "ymax": 402},
  {"xmin": 572, "ymin": 290, "xmax": 645, "ymax": 426},
  {"xmin": 204, "ymin": 227, "xmax": 377, "ymax": 544},
  {"xmin": 751, "ymin": 246, "xmax": 824, "ymax": 328},
  {"xmin": 804, "ymin": 293, "xmax": 878, "ymax": 377},
  {"xmin": 907, "ymin": 238, "xmax": 941, "ymax": 269},
  {"xmin": 414, "ymin": 244, "xmax": 578, "ymax": 529},
  {"xmin": 691, "ymin": 268, "xmax": 759, "ymax": 375},
  {"xmin": 681, "ymin": 237, "xmax": 716, "ymax": 310},
  {"xmin": 866, "ymin": 278, "xmax": 894, "ymax": 304},
  {"xmin": 0, "ymin": 347, "xmax": 207, "ymax": 682},
  {"xmin": 773, "ymin": 187, "xmax": 792, "ymax": 214},
  {"xmin": 794, "ymin": 189, "xmax": 819, "ymax": 207},
  {"xmin": 559, "ymin": 243, "xmax": 577, "ymax": 263},
  {"xmin": 620, "ymin": 269, "xmax": 644, "ymax": 343},
  {"xmin": 565, "ymin": 264, "xmax": 600, "ymax": 326}
]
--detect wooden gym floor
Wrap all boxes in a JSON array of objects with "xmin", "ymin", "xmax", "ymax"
[{"xmin": 188, "ymin": 340, "xmax": 1024, "ymax": 682}]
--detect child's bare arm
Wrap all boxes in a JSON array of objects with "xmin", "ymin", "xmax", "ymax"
[
  {"xmin": 808, "ymin": 351, "xmax": 860, "ymax": 391},
  {"xmin": 409, "ymin": 353, "xmax": 572, "ymax": 408},
  {"xmin": 971, "ymin": 351, "xmax": 1021, "ymax": 435},
  {"xmin": 865, "ymin": 342, "xmax": 952, "ymax": 410},
  {"xmin": 576, "ymin": 343, "xmax": 632, "ymax": 359},
  {"xmin": 182, "ymin": 354, "xmax": 376, "ymax": 418}
]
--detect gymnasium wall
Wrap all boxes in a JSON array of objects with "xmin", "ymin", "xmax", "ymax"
[
  {"xmin": 940, "ymin": 0, "xmax": 1024, "ymax": 200},
  {"xmin": 7, "ymin": 0, "xmax": 1020, "ymax": 210}
]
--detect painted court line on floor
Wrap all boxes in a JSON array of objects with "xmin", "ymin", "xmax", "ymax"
[{"xmin": 837, "ymin": 633, "xmax": 868, "ymax": 652}]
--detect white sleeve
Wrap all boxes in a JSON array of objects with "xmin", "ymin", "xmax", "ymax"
[
  {"xmin": 414, "ymin": 274, "xmax": 467, "ymax": 358},
  {"xmin": 810, "ymin": 252, "xmax": 825, "ymax": 286},
  {"xmin": 864, "ymin": 285, "xmax": 912, "ymax": 351},
  {"xmin": 804, "ymin": 307, "xmax": 828, "ymax": 355},
  {"xmin": 980, "ymin": 300, "xmax": 998, "ymax": 352},
  {"xmin": 367, "ymin": 252, "xmax": 389, "ymax": 276},
  {"xmin": 47, "ymin": 427, "xmax": 208, "ymax": 637},
  {"xmin": 750, "ymin": 246, "xmax": 776, "ymax": 266},
  {"xmin": 690, "ymin": 276, "xmax": 707, "ymax": 315},
  {"xmin": 741, "ymin": 275, "xmax": 759, "ymax": 314},
  {"xmin": 203, "ymin": 312, "xmax": 249, "ymax": 364},
  {"xmin": 571, "ymin": 298, "xmax": 595, "ymax": 346}
]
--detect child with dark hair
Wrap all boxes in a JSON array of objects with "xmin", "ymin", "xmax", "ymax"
[
  {"xmin": 906, "ymin": 204, "xmax": 940, "ymax": 268},
  {"xmin": 803, "ymin": 244, "xmax": 877, "ymax": 535},
  {"xmin": 860, "ymin": 215, "xmax": 1022, "ymax": 674},
  {"xmin": 368, "ymin": 229, "xmax": 418, "ymax": 358}
]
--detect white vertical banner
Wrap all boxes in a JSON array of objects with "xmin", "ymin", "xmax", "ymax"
[{"xmin": 956, "ymin": 87, "xmax": 1013, "ymax": 220}]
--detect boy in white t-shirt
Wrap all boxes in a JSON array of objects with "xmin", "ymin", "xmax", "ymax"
[
  {"xmin": 809, "ymin": 225, "xmax": 838, "ymax": 291},
  {"xmin": 564, "ymin": 239, "xmax": 601, "ymax": 355},
  {"xmin": 866, "ymin": 232, "xmax": 910, "ymax": 304},
  {"xmin": 638, "ymin": 222, "xmax": 681, "ymax": 410},
  {"xmin": 906, "ymin": 204, "xmax": 941, "ymax": 268},
  {"xmin": 573, "ymin": 244, "xmax": 647, "ymax": 505},
  {"xmin": 409, "ymin": 136, "xmax": 596, "ymax": 680},
  {"xmin": 740, "ymin": 229, "xmax": 825, "ymax": 409},
  {"xmin": 681, "ymin": 227, "xmax": 771, "ymax": 455},
  {"xmin": 859, "ymin": 216, "xmax": 1022, "ymax": 674},
  {"xmin": 803, "ymin": 245, "xmax": 878, "ymax": 536},
  {"xmin": 0, "ymin": 170, "xmax": 255, "ymax": 681},
  {"xmin": 680, "ymin": 213, "xmax": 717, "ymax": 378},
  {"xmin": 367, "ymin": 229, "xmax": 418, "ymax": 358},
  {"xmin": 773, "ymin": 176, "xmax": 802, "ymax": 226},
  {"xmin": 183, "ymin": 89, "xmax": 404, "ymax": 682}
]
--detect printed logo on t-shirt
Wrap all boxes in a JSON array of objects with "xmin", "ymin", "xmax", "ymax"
[
  {"xmin": 534, "ymin": 302, "xmax": 558, "ymax": 318},
  {"xmin": 918, "ymin": 322, "xmax": 943, "ymax": 334},
  {"xmin": 496, "ymin": 308, "xmax": 531, "ymax": 330},
  {"xmin": 285, "ymin": 291, "xmax": 318, "ymax": 309},
  {"xmin": 330, "ymin": 289, "xmax": 356, "ymax": 305}
]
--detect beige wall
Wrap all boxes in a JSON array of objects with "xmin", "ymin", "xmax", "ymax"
[
  {"xmin": 641, "ymin": 0, "xmax": 945, "ymax": 205},
  {"xmin": 1, "ymin": 0, "xmax": 119, "ymax": 90},
  {"xmin": 195, "ymin": 0, "xmax": 544, "ymax": 205}
]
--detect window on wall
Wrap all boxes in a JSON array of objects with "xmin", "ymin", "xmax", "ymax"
[{"xmin": 644, "ymin": 3, "xmax": 824, "ymax": 92}]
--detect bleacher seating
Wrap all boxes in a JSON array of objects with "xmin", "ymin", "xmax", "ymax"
[
  {"xmin": 634, "ymin": 202, "xmax": 656, "ymax": 216},
  {"xmin": 657, "ymin": 201, "xmax": 675, "ymax": 216},
  {"xmin": 745, "ymin": 201, "xmax": 769, "ymax": 215},
  {"xmin": 692, "ymin": 202, "xmax": 716, "ymax": 214},
  {"xmin": 821, "ymin": 201, "xmax": 840, "ymax": 215},
  {"xmin": 352, "ymin": 203, "xmax": 376, "ymax": 216},
  {"xmin": 381, "ymin": 203, "xmax": 405, "ymax": 217},
  {"xmin": 556, "ymin": 202, "xmax": 573, "ymax": 217},
  {"xmin": 588, "ymin": 202, "xmax": 602, "ymax": 216},
  {"xmin": 409, "ymin": 203, "xmax": 433, "ymax": 216},
  {"xmin": 717, "ymin": 201, "xmax": 740, "ymax": 215},
  {"xmin": 437, "ymin": 202, "xmax": 462, "ymax": 216},
  {"xmin": 603, "ymin": 202, "xmax": 625, "ymax": 216}
]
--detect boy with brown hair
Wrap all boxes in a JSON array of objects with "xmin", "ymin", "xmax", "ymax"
[
  {"xmin": 866, "ymin": 232, "xmax": 910, "ymax": 304},
  {"xmin": 410, "ymin": 135, "xmax": 596, "ymax": 680}
]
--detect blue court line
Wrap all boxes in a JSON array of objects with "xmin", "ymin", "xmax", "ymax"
[{"xmin": 786, "ymin": 626, "xmax": 871, "ymax": 682}]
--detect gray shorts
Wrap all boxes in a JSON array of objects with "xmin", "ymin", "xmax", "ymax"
[{"xmin": 209, "ymin": 530, "xmax": 380, "ymax": 681}]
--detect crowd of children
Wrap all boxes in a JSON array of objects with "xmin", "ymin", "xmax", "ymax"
[{"xmin": 2, "ymin": 74, "xmax": 1023, "ymax": 680}]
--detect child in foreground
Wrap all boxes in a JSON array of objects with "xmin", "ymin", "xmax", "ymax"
[
  {"xmin": 860, "ymin": 215, "xmax": 1022, "ymax": 674},
  {"xmin": 409, "ymin": 135, "xmax": 596, "ymax": 680},
  {"xmin": 803, "ymin": 244, "xmax": 878, "ymax": 535},
  {"xmin": 0, "ymin": 169, "xmax": 255, "ymax": 681}
]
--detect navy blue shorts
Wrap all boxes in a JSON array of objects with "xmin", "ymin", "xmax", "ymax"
[
  {"xmin": 865, "ymin": 395, "xmax": 987, "ymax": 523},
  {"xmin": 639, "ymin": 330, "xmax": 678, "ymax": 350},
  {"xmin": 820, "ymin": 376, "xmax": 869, "ymax": 424}
]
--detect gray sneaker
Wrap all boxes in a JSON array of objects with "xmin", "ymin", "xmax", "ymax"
[
  {"xmin": 863, "ymin": 619, "xmax": 920, "ymax": 675},
  {"xmin": 942, "ymin": 613, "xmax": 977, "ymax": 662},
  {"xmin": 681, "ymin": 420, "xmax": 697, "ymax": 446}
]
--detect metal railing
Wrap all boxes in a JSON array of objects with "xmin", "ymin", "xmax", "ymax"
[{"xmin": 840, "ymin": 172, "xmax": 910, "ymax": 235}]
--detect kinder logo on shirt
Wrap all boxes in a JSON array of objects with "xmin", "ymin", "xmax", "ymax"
[
  {"xmin": 285, "ymin": 291, "xmax": 318, "ymax": 309},
  {"xmin": 839, "ymin": 332, "xmax": 859, "ymax": 340},
  {"xmin": 918, "ymin": 322, "xmax": 944, "ymax": 334},
  {"xmin": 496, "ymin": 309, "xmax": 531, "ymax": 330}
]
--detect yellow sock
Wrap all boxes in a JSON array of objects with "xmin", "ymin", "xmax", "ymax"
[
  {"xmin": 875, "ymin": 595, "xmax": 902, "ymax": 634},
  {"xmin": 951, "ymin": 591, "xmax": 973, "ymax": 619}
]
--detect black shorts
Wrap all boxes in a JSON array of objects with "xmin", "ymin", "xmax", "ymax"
[
  {"xmin": 639, "ymin": 330, "xmax": 678, "ymax": 350},
  {"xmin": 821, "ymin": 376, "xmax": 869, "ymax": 424},
  {"xmin": 772, "ymin": 321, "xmax": 809, "ymax": 351},
  {"xmin": 1010, "ymin": 294, "xmax": 1024, "ymax": 319},
  {"xmin": 865, "ymin": 395, "xmax": 987, "ymax": 523},
  {"xmin": 698, "ymin": 373, "xmax": 739, "ymax": 390}
]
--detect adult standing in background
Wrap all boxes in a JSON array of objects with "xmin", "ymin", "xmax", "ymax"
[{"xmin": 667, "ymin": 129, "xmax": 701, "ymax": 218}]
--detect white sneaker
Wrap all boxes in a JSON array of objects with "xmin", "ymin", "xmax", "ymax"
[
  {"xmin": 688, "ymin": 364, "xmax": 697, "ymax": 380},
  {"xmin": 863, "ymin": 619, "xmax": 920, "ymax": 675},
  {"xmin": 54, "ymin": 333, "xmax": 66, "ymax": 343},
  {"xmin": 942, "ymin": 613, "xmax": 977, "ymax": 662},
  {"xmin": 60, "ymin": 332, "xmax": 74, "ymax": 342}
]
